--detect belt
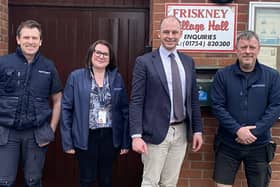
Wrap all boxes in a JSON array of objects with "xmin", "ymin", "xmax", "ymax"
[{"xmin": 170, "ymin": 119, "xmax": 185, "ymax": 126}]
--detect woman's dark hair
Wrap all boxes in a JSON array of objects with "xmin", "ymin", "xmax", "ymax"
[
  {"xmin": 85, "ymin": 40, "xmax": 116, "ymax": 70},
  {"xmin": 16, "ymin": 20, "xmax": 42, "ymax": 39}
]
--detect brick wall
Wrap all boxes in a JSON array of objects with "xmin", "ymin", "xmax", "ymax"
[
  {"xmin": 0, "ymin": 0, "xmax": 8, "ymax": 55},
  {"xmin": 2, "ymin": 0, "xmax": 280, "ymax": 186},
  {"xmin": 151, "ymin": 0, "xmax": 280, "ymax": 187}
]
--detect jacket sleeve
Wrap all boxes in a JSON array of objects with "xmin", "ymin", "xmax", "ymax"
[
  {"xmin": 190, "ymin": 60, "xmax": 203, "ymax": 133},
  {"xmin": 129, "ymin": 56, "xmax": 146, "ymax": 136},
  {"xmin": 211, "ymin": 70, "xmax": 241, "ymax": 135},
  {"xmin": 60, "ymin": 73, "xmax": 75, "ymax": 152},
  {"xmin": 119, "ymin": 75, "xmax": 131, "ymax": 149},
  {"xmin": 252, "ymin": 72, "xmax": 280, "ymax": 136}
]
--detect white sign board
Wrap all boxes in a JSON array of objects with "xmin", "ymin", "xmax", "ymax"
[{"xmin": 166, "ymin": 3, "xmax": 238, "ymax": 53}]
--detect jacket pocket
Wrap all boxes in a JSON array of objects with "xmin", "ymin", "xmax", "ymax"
[
  {"xmin": 30, "ymin": 70, "xmax": 51, "ymax": 96},
  {"xmin": 266, "ymin": 141, "xmax": 277, "ymax": 162},
  {"xmin": 0, "ymin": 68, "xmax": 26, "ymax": 92},
  {"xmin": 0, "ymin": 126, "xmax": 9, "ymax": 145},
  {"xmin": 33, "ymin": 98, "xmax": 51, "ymax": 126},
  {"xmin": 34, "ymin": 123, "xmax": 55, "ymax": 145},
  {"xmin": 0, "ymin": 96, "xmax": 18, "ymax": 127}
]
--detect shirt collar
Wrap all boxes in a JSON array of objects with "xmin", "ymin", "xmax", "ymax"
[{"xmin": 159, "ymin": 45, "xmax": 178, "ymax": 59}]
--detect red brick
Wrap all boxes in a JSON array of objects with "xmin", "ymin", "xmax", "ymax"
[
  {"xmin": 272, "ymin": 171, "xmax": 280, "ymax": 180},
  {"xmin": 271, "ymin": 163, "xmax": 280, "ymax": 171},
  {"xmin": 272, "ymin": 128, "xmax": 280, "ymax": 135},
  {"xmin": 238, "ymin": 0, "xmax": 251, "ymax": 4},
  {"xmin": 153, "ymin": 12, "xmax": 165, "ymax": 22},
  {"xmin": 181, "ymin": 160, "xmax": 191, "ymax": 169},
  {"xmin": 203, "ymin": 135, "xmax": 215, "ymax": 144},
  {"xmin": 0, "ymin": 0, "xmax": 8, "ymax": 55},
  {"xmin": 204, "ymin": 153, "xmax": 215, "ymax": 161},
  {"xmin": 203, "ymin": 170, "xmax": 213, "ymax": 178},
  {"xmin": 200, "ymin": 144, "xmax": 213, "ymax": 152},
  {"xmin": 203, "ymin": 127, "xmax": 217, "ymax": 135},
  {"xmin": 153, "ymin": 3, "xmax": 165, "ymax": 13},
  {"xmin": 152, "ymin": 39, "xmax": 161, "ymax": 48},
  {"xmin": 1, "ymin": 1, "xmax": 279, "ymax": 187},
  {"xmin": 238, "ymin": 13, "xmax": 248, "ymax": 23},
  {"xmin": 237, "ymin": 23, "xmax": 247, "ymax": 32},
  {"xmin": 180, "ymin": 169, "xmax": 202, "ymax": 178},
  {"xmin": 233, "ymin": 180, "xmax": 248, "ymax": 187},
  {"xmin": 182, "ymin": 0, "xmax": 205, "ymax": 2},
  {"xmin": 152, "ymin": 21, "xmax": 161, "ymax": 31},
  {"xmin": 274, "ymin": 154, "xmax": 280, "ymax": 162},
  {"xmin": 191, "ymin": 161, "xmax": 213, "ymax": 170},
  {"xmin": 270, "ymin": 181, "xmax": 280, "ymax": 187},
  {"xmin": 188, "ymin": 152, "xmax": 203, "ymax": 160},
  {"xmin": 177, "ymin": 178, "xmax": 188, "ymax": 187},
  {"xmin": 237, "ymin": 4, "xmax": 249, "ymax": 13},
  {"xmin": 153, "ymin": 0, "xmax": 179, "ymax": 3},
  {"xmin": 189, "ymin": 179, "xmax": 215, "ymax": 187}
]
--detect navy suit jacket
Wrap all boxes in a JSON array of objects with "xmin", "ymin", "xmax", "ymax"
[{"xmin": 129, "ymin": 49, "xmax": 202, "ymax": 144}]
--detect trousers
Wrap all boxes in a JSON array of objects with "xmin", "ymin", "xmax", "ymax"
[
  {"xmin": 0, "ymin": 128, "xmax": 47, "ymax": 187},
  {"xmin": 76, "ymin": 128, "xmax": 118, "ymax": 187},
  {"xmin": 141, "ymin": 123, "xmax": 187, "ymax": 187}
]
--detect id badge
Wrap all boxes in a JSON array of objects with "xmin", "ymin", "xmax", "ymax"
[{"xmin": 96, "ymin": 108, "xmax": 107, "ymax": 124}]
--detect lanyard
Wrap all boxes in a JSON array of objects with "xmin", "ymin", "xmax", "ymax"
[{"xmin": 91, "ymin": 72, "xmax": 108, "ymax": 107}]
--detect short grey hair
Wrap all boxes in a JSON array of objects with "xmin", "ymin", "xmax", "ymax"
[{"xmin": 236, "ymin": 30, "xmax": 259, "ymax": 48}]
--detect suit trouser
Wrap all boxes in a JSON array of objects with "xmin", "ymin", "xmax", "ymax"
[
  {"xmin": 141, "ymin": 123, "xmax": 187, "ymax": 187},
  {"xmin": 0, "ymin": 128, "xmax": 47, "ymax": 187}
]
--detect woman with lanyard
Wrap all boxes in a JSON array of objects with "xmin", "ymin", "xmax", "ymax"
[{"xmin": 60, "ymin": 40, "xmax": 130, "ymax": 187}]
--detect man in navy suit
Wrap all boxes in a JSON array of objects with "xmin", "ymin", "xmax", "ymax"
[{"xmin": 129, "ymin": 16, "xmax": 203, "ymax": 187}]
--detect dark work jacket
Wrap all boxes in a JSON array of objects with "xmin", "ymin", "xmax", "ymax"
[
  {"xmin": 60, "ymin": 68, "xmax": 130, "ymax": 151},
  {"xmin": 211, "ymin": 60, "xmax": 280, "ymax": 148},
  {"xmin": 0, "ymin": 47, "xmax": 62, "ymax": 130}
]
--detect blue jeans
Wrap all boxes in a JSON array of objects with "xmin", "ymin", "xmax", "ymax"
[{"xmin": 0, "ymin": 128, "xmax": 47, "ymax": 187}]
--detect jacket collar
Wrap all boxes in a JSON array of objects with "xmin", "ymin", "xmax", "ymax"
[
  {"xmin": 233, "ymin": 59, "xmax": 261, "ymax": 75},
  {"xmin": 233, "ymin": 59, "xmax": 262, "ymax": 86},
  {"xmin": 16, "ymin": 47, "xmax": 41, "ymax": 64},
  {"xmin": 88, "ymin": 67, "xmax": 118, "ymax": 86}
]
